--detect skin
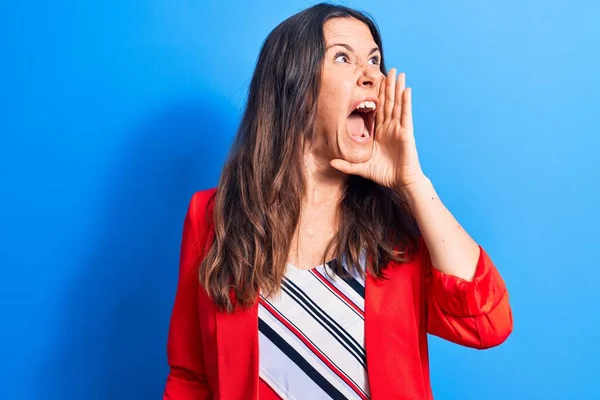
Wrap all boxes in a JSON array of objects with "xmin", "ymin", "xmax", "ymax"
[
  {"xmin": 291, "ymin": 17, "xmax": 380, "ymax": 269},
  {"xmin": 291, "ymin": 17, "xmax": 480, "ymax": 282},
  {"xmin": 311, "ymin": 17, "xmax": 383, "ymax": 167}
]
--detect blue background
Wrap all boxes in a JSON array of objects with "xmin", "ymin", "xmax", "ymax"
[{"xmin": 1, "ymin": 1, "xmax": 598, "ymax": 398}]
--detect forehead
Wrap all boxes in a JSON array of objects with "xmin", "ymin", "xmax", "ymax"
[{"xmin": 323, "ymin": 17, "xmax": 376, "ymax": 48}]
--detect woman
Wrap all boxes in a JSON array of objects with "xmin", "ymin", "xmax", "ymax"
[{"xmin": 163, "ymin": 3, "xmax": 513, "ymax": 400}]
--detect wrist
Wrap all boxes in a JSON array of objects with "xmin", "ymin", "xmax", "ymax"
[
  {"xmin": 395, "ymin": 175, "xmax": 434, "ymax": 206},
  {"xmin": 395, "ymin": 174, "xmax": 431, "ymax": 194}
]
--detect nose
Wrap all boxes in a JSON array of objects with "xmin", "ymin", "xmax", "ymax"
[{"xmin": 358, "ymin": 67, "xmax": 384, "ymax": 88}]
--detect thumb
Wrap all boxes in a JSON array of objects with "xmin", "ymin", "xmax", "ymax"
[{"xmin": 330, "ymin": 159, "xmax": 369, "ymax": 177}]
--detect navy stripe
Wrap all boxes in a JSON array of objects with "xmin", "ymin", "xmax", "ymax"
[
  {"xmin": 281, "ymin": 279, "xmax": 367, "ymax": 369},
  {"xmin": 309, "ymin": 271, "xmax": 364, "ymax": 320},
  {"xmin": 259, "ymin": 318, "xmax": 347, "ymax": 400},
  {"xmin": 329, "ymin": 259, "xmax": 365, "ymax": 299},
  {"xmin": 281, "ymin": 279, "xmax": 366, "ymax": 362},
  {"xmin": 260, "ymin": 295, "xmax": 353, "ymax": 378},
  {"xmin": 343, "ymin": 275, "xmax": 365, "ymax": 299}
]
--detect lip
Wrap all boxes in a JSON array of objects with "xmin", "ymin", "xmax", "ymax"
[
  {"xmin": 347, "ymin": 97, "xmax": 380, "ymax": 116},
  {"xmin": 347, "ymin": 97, "xmax": 379, "ymax": 142}
]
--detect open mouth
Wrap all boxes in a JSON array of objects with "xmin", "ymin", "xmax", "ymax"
[{"xmin": 347, "ymin": 100, "xmax": 377, "ymax": 140}]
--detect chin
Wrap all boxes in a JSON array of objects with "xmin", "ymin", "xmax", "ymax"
[
  {"xmin": 338, "ymin": 145, "xmax": 373, "ymax": 165},
  {"xmin": 336, "ymin": 126, "xmax": 374, "ymax": 163}
]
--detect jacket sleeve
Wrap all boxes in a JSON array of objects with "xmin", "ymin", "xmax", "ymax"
[
  {"xmin": 422, "ymin": 237, "xmax": 513, "ymax": 349},
  {"xmin": 164, "ymin": 192, "xmax": 212, "ymax": 399}
]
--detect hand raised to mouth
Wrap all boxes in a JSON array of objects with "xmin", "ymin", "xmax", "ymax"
[{"xmin": 331, "ymin": 68, "xmax": 426, "ymax": 191}]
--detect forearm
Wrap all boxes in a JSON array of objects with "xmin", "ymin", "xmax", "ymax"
[{"xmin": 397, "ymin": 175, "xmax": 480, "ymax": 281}]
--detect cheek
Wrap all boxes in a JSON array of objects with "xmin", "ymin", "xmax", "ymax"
[
  {"xmin": 325, "ymin": 75, "xmax": 353, "ymax": 102},
  {"xmin": 316, "ymin": 107, "xmax": 340, "ymax": 148},
  {"xmin": 318, "ymin": 81, "xmax": 352, "ymax": 126}
]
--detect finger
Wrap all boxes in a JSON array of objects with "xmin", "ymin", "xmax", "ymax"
[
  {"xmin": 392, "ymin": 72, "xmax": 406, "ymax": 121},
  {"xmin": 401, "ymin": 87, "xmax": 413, "ymax": 128},
  {"xmin": 384, "ymin": 68, "xmax": 397, "ymax": 119},
  {"xmin": 376, "ymin": 76, "xmax": 386, "ymax": 128},
  {"xmin": 330, "ymin": 159, "xmax": 369, "ymax": 177}
]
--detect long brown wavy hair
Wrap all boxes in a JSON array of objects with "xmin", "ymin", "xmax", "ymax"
[{"xmin": 200, "ymin": 3, "xmax": 420, "ymax": 312}]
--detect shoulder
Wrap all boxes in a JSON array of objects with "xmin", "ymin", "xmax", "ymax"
[
  {"xmin": 390, "ymin": 234, "xmax": 425, "ymax": 265},
  {"xmin": 189, "ymin": 187, "xmax": 217, "ymax": 212},
  {"xmin": 380, "ymin": 235, "xmax": 427, "ymax": 280},
  {"xmin": 177, "ymin": 188, "xmax": 217, "ymax": 275},
  {"xmin": 184, "ymin": 187, "xmax": 217, "ymax": 238}
]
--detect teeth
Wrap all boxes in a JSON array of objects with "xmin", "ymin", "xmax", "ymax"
[{"xmin": 355, "ymin": 101, "xmax": 376, "ymax": 111}]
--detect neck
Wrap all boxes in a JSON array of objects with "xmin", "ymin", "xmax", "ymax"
[{"xmin": 302, "ymin": 152, "xmax": 347, "ymax": 206}]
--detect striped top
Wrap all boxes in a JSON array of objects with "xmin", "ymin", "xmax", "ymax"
[{"xmin": 258, "ymin": 257, "xmax": 370, "ymax": 400}]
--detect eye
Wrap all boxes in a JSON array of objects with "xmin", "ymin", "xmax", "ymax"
[
  {"xmin": 334, "ymin": 51, "xmax": 350, "ymax": 63},
  {"xmin": 369, "ymin": 55, "xmax": 381, "ymax": 65}
]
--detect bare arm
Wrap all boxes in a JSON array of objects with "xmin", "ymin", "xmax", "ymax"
[{"xmin": 398, "ymin": 175, "xmax": 480, "ymax": 281}]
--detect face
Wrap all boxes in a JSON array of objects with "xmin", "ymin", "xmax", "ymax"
[{"xmin": 311, "ymin": 17, "xmax": 384, "ymax": 166}]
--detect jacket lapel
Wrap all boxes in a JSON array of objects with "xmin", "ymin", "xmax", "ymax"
[
  {"xmin": 365, "ymin": 259, "xmax": 426, "ymax": 399},
  {"xmin": 198, "ymin": 195, "xmax": 260, "ymax": 400},
  {"xmin": 215, "ymin": 300, "xmax": 260, "ymax": 399}
]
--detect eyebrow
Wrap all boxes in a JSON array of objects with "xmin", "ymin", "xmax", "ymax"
[{"xmin": 327, "ymin": 43, "xmax": 380, "ymax": 56}]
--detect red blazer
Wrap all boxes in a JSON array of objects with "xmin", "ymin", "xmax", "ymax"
[{"xmin": 163, "ymin": 189, "xmax": 513, "ymax": 400}]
